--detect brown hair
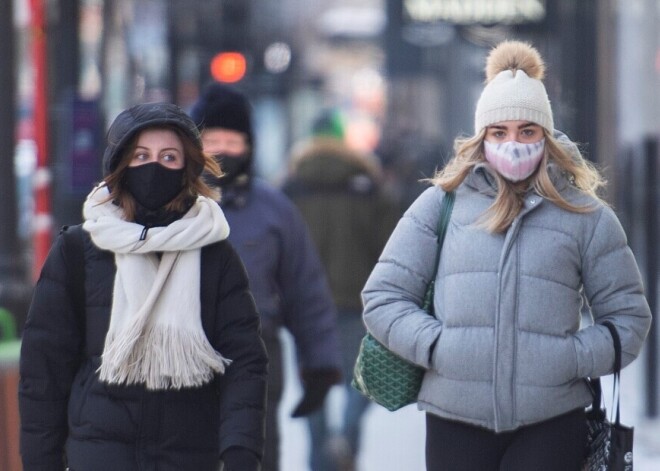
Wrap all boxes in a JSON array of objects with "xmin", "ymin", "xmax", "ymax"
[
  {"xmin": 430, "ymin": 129, "xmax": 606, "ymax": 233},
  {"xmin": 103, "ymin": 124, "xmax": 222, "ymax": 221}
]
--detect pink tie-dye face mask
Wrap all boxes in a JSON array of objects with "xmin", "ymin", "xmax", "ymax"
[{"xmin": 483, "ymin": 138, "xmax": 545, "ymax": 182}]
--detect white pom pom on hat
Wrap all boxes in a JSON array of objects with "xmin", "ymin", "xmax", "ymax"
[{"xmin": 474, "ymin": 40, "xmax": 554, "ymax": 134}]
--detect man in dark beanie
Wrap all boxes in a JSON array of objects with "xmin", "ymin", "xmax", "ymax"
[{"xmin": 191, "ymin": 83, "xmax": 342, "ymax": 471}]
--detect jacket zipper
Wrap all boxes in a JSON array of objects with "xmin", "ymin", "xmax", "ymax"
[
  {"xmin": 492, "ymin": 216, "xmax": 522, "ymax": 430},
  {"xmin": 492, "ymin": 196, "xmax": 541, "ymax": 430}
]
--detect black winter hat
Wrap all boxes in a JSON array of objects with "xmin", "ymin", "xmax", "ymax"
[
  {"xmin": 189, "ymin": 83, "xmax": 253, "ymax": 145},
  {"xmin": 102, "ymin": 102, "xmax": 203, "ymax": 176}
]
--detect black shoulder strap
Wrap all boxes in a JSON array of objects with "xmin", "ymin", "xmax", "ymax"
[
  {"xmin": 588, "ymin": 321, "xmax": 623, "ymax": 423},
  {"xmin": 60, "ymin": 225, "xmax": 87, "ymax": 323},
  {"xmin": 603, "ymin": 321, "xmax": 623, "ymax": 424},
  {"xmin": 602, "ymin": 321, "xmax": 622, "ymax": 373}
]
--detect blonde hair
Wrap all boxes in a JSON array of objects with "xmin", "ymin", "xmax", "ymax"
[
  {"xmin": 103, "ymin": 125, "xmax": 222, "ymax": 222},
  {"xmin": 430, "ymin": 130, "xmax": 606, "ymax": 233}
]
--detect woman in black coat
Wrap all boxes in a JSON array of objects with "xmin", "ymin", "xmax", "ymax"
[{"xmin": 19, "ymin": 103, "xmax": 267, "ymax": 471}]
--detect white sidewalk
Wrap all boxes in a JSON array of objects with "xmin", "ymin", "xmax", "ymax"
[{"xmin": 279, "ymin": 331, "xmax": 660, "ymax": 471}]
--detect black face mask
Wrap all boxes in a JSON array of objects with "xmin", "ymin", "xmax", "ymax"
[
  {"xmin": 208, "ymin": 153, "xmax": 251, "ymax": 188},
  {"xmin": 125, "ymin": 162, "xmax": 185, "ymax": 210}
]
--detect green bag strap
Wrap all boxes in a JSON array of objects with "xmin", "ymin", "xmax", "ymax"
[{"xmin": 422, "ymin": 190, "xmax": 455, "ymax": 311}]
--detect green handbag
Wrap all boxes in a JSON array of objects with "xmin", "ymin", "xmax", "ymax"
[{"xmin": 352, "ymin": 190, "xmax": 455, "ymax": 411}]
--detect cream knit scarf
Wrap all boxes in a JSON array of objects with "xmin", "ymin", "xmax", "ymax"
[{"xmin": 82, "ymin": 184, "xmax": 231, "ymax": 390}]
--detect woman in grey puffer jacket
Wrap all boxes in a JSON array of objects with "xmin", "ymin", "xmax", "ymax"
[{"xmin": 362, "ymin": 41, "xmax": 651, "ymax": 471}]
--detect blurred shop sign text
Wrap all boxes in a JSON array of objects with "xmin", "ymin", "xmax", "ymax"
[{"xmin": 404, "ymin": 0, "xmax": 546, "ymax": 24}]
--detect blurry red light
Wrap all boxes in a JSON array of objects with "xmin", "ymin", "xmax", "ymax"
[{"xmin": 210, "ymin": 52, "xmax": 247, "ymax": 83}]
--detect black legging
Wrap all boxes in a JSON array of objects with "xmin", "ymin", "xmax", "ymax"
[{"xmin": 425, "ymin": 409, "xmax": 587, "ymax": 471}]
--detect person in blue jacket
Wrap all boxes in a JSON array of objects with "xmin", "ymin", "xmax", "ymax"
[
  {"xmin": 19, "ymin": 102, "xmax": 267, "ymax": 471},
  {"xmin": 191, "ymin": 83, "xmax": 342, "ymax": 471}
]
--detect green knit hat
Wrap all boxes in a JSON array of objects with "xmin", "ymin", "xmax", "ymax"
[{"xmin": 312, "ymin": 109, "xmax": 345, "ymax": 140}]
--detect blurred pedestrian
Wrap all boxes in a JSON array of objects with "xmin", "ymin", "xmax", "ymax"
[
  {"xmin": 362, "ymin": 40, "xmax": 652, "ymax": 471},
  {"xmin": 284, "ymin": 109, "xmax": 399, "ymax": 471},
  {"xmin": 19, "ymin": 102, "xmax": 268, "ymax": 471},
  {"xmin": 190, "ymin": 83, "xmax": 343, "ymax": 471}
]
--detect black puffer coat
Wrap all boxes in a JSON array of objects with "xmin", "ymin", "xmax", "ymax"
[{"xmin": 19, "ymin": 225, "xmax": 267, "ymax": 471}]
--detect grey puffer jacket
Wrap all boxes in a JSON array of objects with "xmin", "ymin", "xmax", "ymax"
[{"xmin": 362, "ymin": 164, "xmax": 652, "ymax": 432}]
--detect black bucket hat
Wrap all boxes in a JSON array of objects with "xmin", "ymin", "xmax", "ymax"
[{"xmin": 102, "ymin": 102, "xmax": 203, "ymax": 176}]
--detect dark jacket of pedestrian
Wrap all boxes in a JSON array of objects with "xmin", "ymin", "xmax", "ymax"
[
  {"xmin": 219, "ymin": 176, "xmax": 341, "ymax": 366},
  {"xmin": 190, "ymin": 83, "xmax": 342, "ymax": 471},
  {"xmin": 19, "ymin": 103, "xmax": 267, "ymax": 471},
  {"xmin": 283, "ymin": 111, "xmax": 400, "ymax": 470},
  {"xmin": 285, "ymin": 130, "xmax": 399, "ymax": 311}
]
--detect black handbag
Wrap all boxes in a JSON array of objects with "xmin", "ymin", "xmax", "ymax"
[
  {"xmin": 584, "ymin": 321, "xmax": 634, "ymax": 471},
  {"xmin": 352, "ymin": 190, "xmax": 455, "ymax": 411}
]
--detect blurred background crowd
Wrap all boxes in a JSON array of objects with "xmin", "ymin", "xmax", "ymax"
[{"xmin": 0, "ymin": 0, "xmax": 659, "ymax": 469}]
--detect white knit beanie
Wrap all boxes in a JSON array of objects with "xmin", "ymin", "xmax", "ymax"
[{"xmin": 475, "ymin": 41, "xmax": 554, "ymax": 134}]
